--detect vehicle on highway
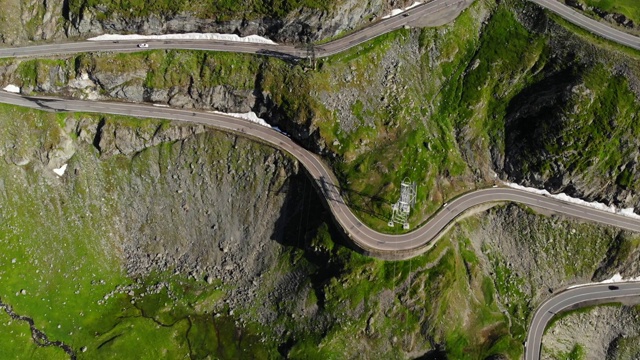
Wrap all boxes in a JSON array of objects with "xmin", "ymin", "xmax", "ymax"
[
  {"xmin": 609, "ymin": 285, "xmax": 619, "ymax": 290},
  {"xmin": 137, "ymin": 43, "xmax": 149, "ymax": 48}
]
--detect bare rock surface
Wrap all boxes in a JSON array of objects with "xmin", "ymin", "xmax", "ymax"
[
  {"xmin": 542, "ymin": 305, "xmax": 640, "ymax": 359},
  {"xmin": 0, "ymin": 0, "xmax": 415, "ymax": 45}
]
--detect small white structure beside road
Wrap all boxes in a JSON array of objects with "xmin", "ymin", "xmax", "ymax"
[{"xmin": 389, "ymin": 178, "xmax": 417, "ymax": 229}]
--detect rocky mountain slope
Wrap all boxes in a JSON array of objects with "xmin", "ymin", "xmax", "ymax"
[
  {"xmin": 4, "ymin": 0, "xmax": 640, "ymax": 228},
  {"xmin": 0, "ymin": 0, "xmax": 415, "ymax": 45},
  {"xmin": 2, "ymin": 0, "xmax": 640, "ymax": 358},
  {"xmin": 2, "ymin": 103, "xmax": 640, "ymax": 359},
  {"xmin": 542, "ymin": 304, "xmax": 640, "ymax": 359},
  {"xmin": 565, "ymin": 0, "xmax": 640, "ymax": 36}
]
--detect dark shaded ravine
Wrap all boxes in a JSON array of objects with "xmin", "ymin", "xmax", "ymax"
[{"xmin": 0, "ymin": 297, "xmax": 76, "ymax": 359}]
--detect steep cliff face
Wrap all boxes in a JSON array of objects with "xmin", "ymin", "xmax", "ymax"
[
  {"xmin": 502, "ymin": 62, "xmax": 640, "ymax": 207},
  {"xmin": 5, "ymin": 0, "xmax": 640, "ymax": 225},
  {"xmin": 1, "ymin": 101, "xmax": 640, "ymax": 359},
  {"xmin": 0, "ymin": 0, "xmax": 65, "ymax": 43},
  {"xmin": 66, "ymin": 0, "xmax": 410, "ymax": 43},
  {"xmin": 0, "ymin": 0, "xmax": 414, "ymax": 45},
  {"xmin": 0, "ymin": 103, "xmax": 308, "ymax": 312}
]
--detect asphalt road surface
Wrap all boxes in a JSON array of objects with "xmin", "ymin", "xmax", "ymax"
[
  {"xmin": 2, "ymin": 1, "xmax": 640, "ymax": 357},
  {"xmin": 0, "ymin": 0, "xmax": 472, "ymax": 60},
  {"xmin": 525, "ymin": 282, "xmax": 640, "ymax": 360},
  {"xmin": 3, "ymin": 91, "xmax": 640, "ymax": 259},
  {"xmin": 1, "ymin": 0, "xmax": 638, "ymax": 61},
  {"xmin": 530, "ymin": 0, "xmax": 640, "ymax": 51}
]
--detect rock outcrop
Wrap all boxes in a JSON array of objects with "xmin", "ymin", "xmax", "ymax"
[
  {"xmin": 0, "ymin": 107, "xmax": 315, "ymax": 316},
  {"xmin": 542, "ymin": 305, "xmax": 640, "ymax": 359},
  {"xmin": 0, "ymin": 0, "xmax": 415, "ymax": 45},
  {"xmin": 66, "ymin": 0, "xmax": 413, "ymax": 43},
  {"xmin": 565, "ymin": 0, "xmax": 636, "ymax": 30},
  {"xmin": 0, "ymin": 0, "xmax": 66, "ymax": 44}
]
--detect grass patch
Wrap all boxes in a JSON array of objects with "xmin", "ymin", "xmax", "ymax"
[
  {"xmin": 0, "ymin": 103, "xmax": 283, "ymax": 359},
  {"xmin": 308, "ymin": 2, "xmax": 550, "ymax": 232},
  {"xmin": 559, "ymin": 344, "xmax": 586, "ymax": 360},
  {"xmin": 582, "ymin": 0, "xmax": 640, "ymax": 25},
  {"xmin": 0, "ymin": 310, "xmax": 68, "ymax": 359},
  {"xmin": 549, "ymin": 11, "xmax": 640, "ymax": 58},
  {"xmin": 507, "ymin": 62, "xmax": 640, "ymax": 197}
]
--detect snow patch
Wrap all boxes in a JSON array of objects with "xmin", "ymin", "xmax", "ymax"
[
  {"xmin": 273, "ymin": 127, "xmax": 286, "ymax": 135},
  {"xmin": 2, "ymin": 84, "xmax": 20, "ymax": 93},
  {"xmin": 600, "ymin": 273, "xmax": 640, "ymax": 283},
  {"xmin": 504, "ymin": 182, "xmax": 640, "ymax": 219},
  {"xmin": 618, "ymin": 208, "xmax": 639, "ymax": 218},
  {"xmin": 382, "ymin": 1, "xmax": 422, "ymax": 19},
  {"xmin": 88, "ymin": 33, "xmax": 277, "ymax": 45},
  {"xmin": 568, "ymin": 273, "xmax": 640, "ymax": 289},
  {"xmin": 212, "ymin": 111, "xmax": 271, "ymax": 128},
  {"xmin": 53, "ymin": 164, "xmax": 68, "ymax": 176},
  {"xmin": 211, "ymin": 111, "xmax": 288, "ymax": 136}
]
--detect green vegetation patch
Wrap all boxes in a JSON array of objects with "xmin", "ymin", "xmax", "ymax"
[
  {"xmin": 0, "ymin": 309, "xmax": 68, "ymax": 359},
  {"xmin": 505, "ymin": 62, "xmax": 640, "ymax": 196},
  {"xmin": 267, "ymin": 211, "xmax": 523, "ymax": 359},
  {"xmin": 582, "ymin": 0, "xmax": 640, "ymax": 25},
  {"xmin": 0, "ymin": 104, "xmax": 280, "ymax": 359},
  {"xmin": 307, "ymin": 1, "xmax": 549, "ymax": 231},
  {"xmin": 16, "ymin": 58, "xmax": 69, "ymax": 89},
  {"xmin": 558, "ymin": 344, "xmax": 586, "ymax": 360}
]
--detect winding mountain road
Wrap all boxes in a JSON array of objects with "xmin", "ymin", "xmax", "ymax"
[
  {"xmin": 1, "ymin": 0, "xmax": 638, "ymax": 60},
  {"xmin": 0, "ymin": 0, "xmax": 473, "ymax": 60},
  {"xmin": 3, "ymin": 91, "xmax": 640, "ymax": 259},
  {"xmin": 530, "ymin": 0, "xmax": 640, "ymax": 51},
  {"xmin": 0, "ymin": 0, "xmax": 639, "ymax": 257},
  {"xmin": 525, "ymin": 282, "xmax": 640, "ymax": 360},
  {"xmin": 1, "ymin": 0, "xmax": 640, "ymax": 358}
]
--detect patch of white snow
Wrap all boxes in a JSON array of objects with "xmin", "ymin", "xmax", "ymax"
[
  {"xmin": 600, "ymin": 273, "xmax": 640, "ymax": 283},
  {"xmin": 503, "ymin": 182, "xmax": 640, "ymax": 219},
  {"xmin": 618, "ymin": 208, "xmax": 640, "ymax": 218},
  {"xmin": 53, "ymin": 164, "xmax": 68, "ymax": 176},
  {"xmin": 212, "ymin": 111, "xmax": 271, "ymax": 128},
  {"xmin": 210, "ymin": 111, "xmax": 289, "ymax": 136},
  {"xmin": 382, "ymin": 1, "xmax": 422, "ymax": 19},
  {"xmin": 600, "ymin": 273, "xmax": 624, "ymax": 284},
  {"xmin": 568, "ymin": 273, "xmax": 640, "ymax": 289},
  {"xmin": 2, "ymin": 84, "xmax": 20, "ymax": 93},
  {"xmin": 88, "ymin": 33, "xmax": 277, "ymax": 45}
]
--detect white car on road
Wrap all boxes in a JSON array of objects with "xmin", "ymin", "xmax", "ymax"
[{"xmin": 137, "ymin": 43, "xmax": 149, "ymax": 48}]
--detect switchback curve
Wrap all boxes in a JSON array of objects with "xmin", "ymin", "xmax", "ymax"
[{"xmin": 2, "ymin": 91, "xmax": 640, "ymax": 260}]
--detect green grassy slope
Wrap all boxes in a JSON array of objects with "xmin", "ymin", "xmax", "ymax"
[
  {"xmin": 8, "ymin": 0, "xmax": 640, "ymax": 232},
  {"xmin": 1, "ymin": 103, "xmax": 640, "ymax": 359},
  {"xmin": 582, "ymin": 0, "xmax": 640, "ymax": 24}
]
